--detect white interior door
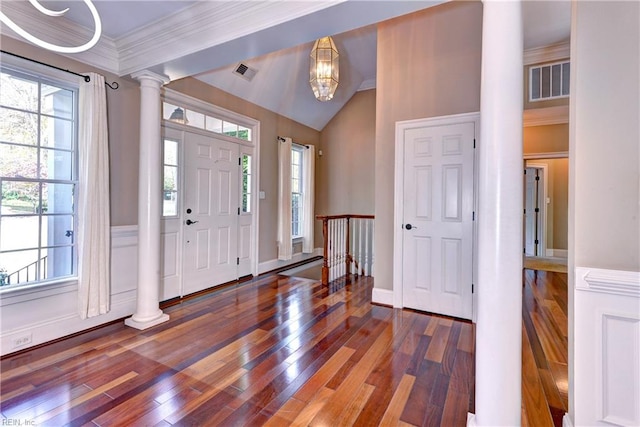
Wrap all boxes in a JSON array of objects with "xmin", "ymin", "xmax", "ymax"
[
  {"xmin": 182, "ymin": 132, "xmax": 239, "ymax": 295},
  {"xmin": 400, "ymin": 119, "xmax": 475, "ymax": 320},
  {"xmin": 524, "ymin": 167, "xmax": 538, "ymax": 256}
]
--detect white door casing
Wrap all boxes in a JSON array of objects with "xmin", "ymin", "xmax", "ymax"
[
  {"xmin": 159, "ymin": 89, "xmax": 260, "ymax": 300},
  {"xmin": 393, "ymin": 113, "xmax": 478, "ymax": 320}
]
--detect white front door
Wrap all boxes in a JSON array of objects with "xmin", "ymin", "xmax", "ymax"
[
  {"xmin": 398, "ymin": 117, "xmax": 475, "ymax": 320},
  {"xmin": 182, "ymin": 132, "xmax": 239, "ymax": 295}
]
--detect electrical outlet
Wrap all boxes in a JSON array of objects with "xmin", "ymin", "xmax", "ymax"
[{"xmin": 12, "ymin": 333, "xmax": 32, "ymax": 348}]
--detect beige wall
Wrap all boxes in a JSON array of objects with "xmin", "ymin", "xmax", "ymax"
[
  {"xmin": 317, "ymin": 89, "xmax": 376, "ymax": 217},
  {"xmin": 1, "ymin": 36, "xmax": 141, "ymax": 226},
  {"xmin": 374, "ymin": 1, "xmax": 483, "ymax": 290},
  {"xmin": 2, "ymin": 38, "xmax": 323, "ymax": 263},
  {"xmin": 524, "ymin": 124, "xmax": 569, "ymax": 154},
  {"xmin": 570, "ymin": 1, "xmax": 640, "ymax": 272},
  {"xmin": 167, "ymin": 78, "xmax": 321, "ymax": 262}
]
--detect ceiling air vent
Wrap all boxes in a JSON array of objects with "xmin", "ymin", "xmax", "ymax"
[{"xmin": 233, "ymin": 63, "xmax": 257, "ymax": 82}]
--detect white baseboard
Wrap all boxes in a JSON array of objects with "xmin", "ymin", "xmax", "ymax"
[
  {"xmin": 562, "ymin": 413, "xmax": 573, "ymax": 427},
  {"xmin": 258, "ymin": 248, "xmax": 323, "ymax": 275},
  {"xmin": 548, "ymin": 248, "xmax": 568, "ymax": 258},
  {"xmin": 466, "ymin": 413, "xmax": 476, "ymax": 426},
  {"xmin": 371, "ymin": 287, "xmax": 393, "ymax": 306}
]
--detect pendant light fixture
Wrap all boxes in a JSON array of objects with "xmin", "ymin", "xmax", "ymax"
[
  {"xmin": 309, "ymin": 36, "xmax": 339, "ymax": 102},
  {"xmin": 168, "ymin": 107, "xmax": 188, "ymax": 124}
]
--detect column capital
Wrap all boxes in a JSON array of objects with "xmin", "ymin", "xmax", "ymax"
[{"xmin": 131, "ymin": 70, "xmax": 170, "ymax": 85}]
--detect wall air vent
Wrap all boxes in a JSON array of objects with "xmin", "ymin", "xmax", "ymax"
[
  {"xmin": 529, "ymin": 60, "xmax": 570, "ymax": 102},
  {"xmin": 233, "ymin": 63, "xmax": 257, "ymax": 81}
]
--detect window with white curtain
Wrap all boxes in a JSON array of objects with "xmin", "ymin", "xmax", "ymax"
[
  {"xmin": 291, "ymin": 145, "xmax": 304, "ymax": 238},
  {"xmin": 0, "ymin": 67, "xmax": 78, "ymax": 288}
]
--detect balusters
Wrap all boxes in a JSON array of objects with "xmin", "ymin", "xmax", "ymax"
[{"xmin": 317, "ymin": 215, "xmax": 375, "ymax": 285}]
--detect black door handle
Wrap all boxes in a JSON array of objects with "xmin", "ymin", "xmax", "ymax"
[
  {"xmin": 185, "ymin": 219, "xmax": 199, "ymax": 225},
  {"xmin": 405, "ymin": 224, "xmax": 417, "ymax": 230}
]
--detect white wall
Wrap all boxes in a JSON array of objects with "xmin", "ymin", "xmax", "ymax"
[
  {"xmin": 569, "ymin": 1, "xmax": 640, "ymax": 425},
  {"xmin": 0, "ymin": 227, "xmax": 138, "ymax": 355}
]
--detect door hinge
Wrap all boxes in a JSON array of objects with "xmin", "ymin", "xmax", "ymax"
[
  {"xmin": 473, "ymin": 139, "xmax": 476, "ymax": 149},
  {"xmin": 472, "ymin": 211, "xmax": 475, "ymax": 221},
  {"xmin": 238, "ymin": 207, "xmax": 240, "ymax": 215},
  {"xmin": 472, "ymin": 284, "xmax": 474, "ymax": 293},
  {"xmin": 238, "ymin": 157, "xmax": 241, "ymax": 166},
  {"xmin": 237, "ymin": 257, "xmax": 240, "ymax": 265},
  {"xmin": 524, "ymin": 169, "xmax": 527, "ymax": 175}
]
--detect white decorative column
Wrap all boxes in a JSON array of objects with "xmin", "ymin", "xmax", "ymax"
[
  {"xmin": 125, "ymin": 70, "xmax": 170, "ymax": 330},
  {"xmin": 470, "ymin": 1, "xmax": 523, "ymax": 426}
]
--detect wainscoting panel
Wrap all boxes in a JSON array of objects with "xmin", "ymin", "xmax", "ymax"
[
  {"xmin": 0, "ymin": 226, "xmax": 138, "ymax": 355},
  {"xmin": 574, "ymin": 267, "xmax": 640, "ymax": 427}
]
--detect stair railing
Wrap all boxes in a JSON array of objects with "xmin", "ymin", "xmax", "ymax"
[{"xmin": 316, "ymin": 214, "xmax": 375, "ymax": 285}]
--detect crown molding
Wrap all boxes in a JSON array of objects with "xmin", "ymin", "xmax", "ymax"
[
  {"xmin": 523, "ymin": 105, "xmax": 569, "ymax": 127},
  {"xmin": 116, "ymin": 1, "xmax": 346, "ymax": 77},
  {"xmin": 358, "ymin": 79, "xmax": 376, "ymax": 91},
  {"xmin": 0, "ymin": 0, "xmax": 119, "ymax": 74},
  {"xmin": 524, "ymin": 41, "xmax": 570, "ymax": 66}
]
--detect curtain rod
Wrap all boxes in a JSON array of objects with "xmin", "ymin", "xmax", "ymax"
[
  {"xmin": 277, "ymin": 136, "xmax": 309, "ymax": 149},
  {"xmin": 1, "ymin": 50, "xmax": 119, "ymax": 90}
]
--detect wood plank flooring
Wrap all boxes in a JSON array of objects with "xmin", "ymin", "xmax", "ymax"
[
  {"xmin": 522, "ymin": 269, "xmax": 569, "ymax": 427},
  {"xmin": 1, "ymin": 274, "xmax": 475, "ymax": 426}
]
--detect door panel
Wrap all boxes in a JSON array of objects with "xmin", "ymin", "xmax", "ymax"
[
  {"xmin": 183, "ymin": 132, "xmax": 239, "ymax": 295},
  {"xmin": 401, "ymin": 121, "xmax": 474, "ymax": 320}
]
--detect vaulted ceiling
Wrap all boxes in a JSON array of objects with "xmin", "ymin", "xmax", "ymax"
[{"xmin": 1, "ymin": 0, "xmax": 571, "ymax": 130}]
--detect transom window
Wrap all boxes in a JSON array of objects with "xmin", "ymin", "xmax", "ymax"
[
  {"xmin": 162, "ymin": 102, "xmax": 252, "ymax": 142},
  {"xmin": 0, "ymin": 68, "xmax": 78, "ymax": 288},
  {"xmin": 529, "ymin": 61, "xmax": 570, "ymax": 102}
]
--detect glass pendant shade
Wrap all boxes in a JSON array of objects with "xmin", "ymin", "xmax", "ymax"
[{"xmin": 309, "ymin": 36, "xmax": 339, "ymax": 102}]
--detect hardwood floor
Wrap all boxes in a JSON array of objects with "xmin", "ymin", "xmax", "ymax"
[
  {"xmin": 521, "ymin": 269, "xmax": 569, "ymax": 427},
  {"xmin": 1, "ymin": 274, "xmax": 475, "ymax": 426}
]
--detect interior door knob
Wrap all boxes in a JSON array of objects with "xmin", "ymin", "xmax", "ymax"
[
  {"xmin": 405, "ymin": 223, "xmax": 417, "ymax": 230},
  {"xmin": 185, "ymin": 219, "xmax": 199, "ymax": 225}
]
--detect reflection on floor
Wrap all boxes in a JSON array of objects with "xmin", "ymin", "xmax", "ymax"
[
  {"xmin": 524, "ymin": 256, "xmax": 568, "ymax": 273},
  {"xmin": 280, "ymin": 259, "xmax": 323, "ymax": 280},
  {"xmin": 522, "ymin": 269, "xmax": 568, "ymax": 427}
]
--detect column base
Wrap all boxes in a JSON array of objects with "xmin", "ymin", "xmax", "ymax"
[{"xmin": 124, "ymin": 313, "xmax": 170, "ymax": 330}]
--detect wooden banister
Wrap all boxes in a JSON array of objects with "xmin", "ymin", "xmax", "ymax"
[{"xmin": 316, "ymin": 214, "xmax": 375, "ymax": 285}]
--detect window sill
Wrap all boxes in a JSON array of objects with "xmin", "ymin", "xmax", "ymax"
[{"xmin": 0, "ymin": 278, "xmax": 78, "ymax": 307}]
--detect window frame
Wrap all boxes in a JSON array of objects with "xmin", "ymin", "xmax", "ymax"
[
  {"xmin": 291, "ymin": 144, "xmax": 305, "ymax": 240},
  {"xmin": 162, "ymin": 138, "xmax": 180, "ymax": 218},
  {"xmin": 529, "ymin": 60, "xmax": 570, "ymax": 102},
  {"xmin": 0, "ymin": 58, "xmax": 80, "ymax": 293}
]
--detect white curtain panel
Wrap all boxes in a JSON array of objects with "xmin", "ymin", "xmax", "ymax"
[
  {"xmin": 302, "ymin": 145, "xmax": 315, "ymax": 253},
  {"xmin": 277, "ymin": 137, "xmax": 293, "ymax": 260},
  {"xmin": 77, "ymin": 72, "xmax": 111, "ymax": 319}
]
